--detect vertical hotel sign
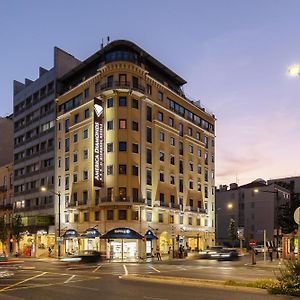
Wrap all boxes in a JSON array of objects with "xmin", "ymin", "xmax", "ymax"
[{"xmin": 94, "ymin": 97, "xmax": 104, "ymax": 187}]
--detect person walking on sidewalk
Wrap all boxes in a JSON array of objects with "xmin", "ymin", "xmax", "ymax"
[
  {"xmin": 156, "ymin": 246, "xmax": 162, "ymax": 261},
  {"xmin": 268, "ymin": 247, "xmax": 273, "ymax": 262}
]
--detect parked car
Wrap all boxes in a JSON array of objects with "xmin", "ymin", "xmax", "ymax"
[
  {"xmin": 199, "ymin": 246, "xmax": 224, "ymax": 259},
  {"xmin": 217, "ymin": 249, "xmax": 239, "ymax": 261},
  {"xmin": 61, "ymin": 250, "xmax": 102, "ymax": 263},
  {"xmin": 254, "ymin": 245, "xmax": 266, "ymax": 254}
]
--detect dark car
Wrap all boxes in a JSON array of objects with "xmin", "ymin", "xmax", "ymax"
[
  {"xmin": 217, "ymin": 249, "xmax": 239, "ymax": 261},
  {"xmin": 198, "ymin": 246, "xmax": 224, "ymax": 259},
  {"xmin": 61, "ymin": 250, "xmax": 102, "ymax": 263}
]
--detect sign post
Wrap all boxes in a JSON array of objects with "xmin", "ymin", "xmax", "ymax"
[{"xmin": 249, "ymin": 239, "xmax": 256, "ymax": 265}]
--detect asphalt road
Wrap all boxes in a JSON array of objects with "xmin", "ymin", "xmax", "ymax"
[{"xmin": 0, "ymin": 256, "xmax": 288, "ymax": 300}]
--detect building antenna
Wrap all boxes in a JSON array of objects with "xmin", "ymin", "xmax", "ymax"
[
  {"xmin": 107, "ymin": 36, "xmax": 110, "ymax": 44},
  {"xmin": 101, "ymin": 38, "xmax": 104, "ymax": 49}
]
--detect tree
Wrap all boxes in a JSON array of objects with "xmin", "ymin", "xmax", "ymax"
[
  {"xmin": 278, "ymin": 203, "xmax": 297, "ymax": 234},
  {"xmin": 0, "ymin": 216, "xmax": 8, "ymax": 252},
  {"xmin": 227, "ymin": 218, "xmax": 237, "ymax": 247},
  {"xmin": 12, "ymin": 215, "xmax": 24, "ymax": 252}
]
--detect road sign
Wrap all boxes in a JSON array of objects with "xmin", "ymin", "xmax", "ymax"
[
  {"xmin": 249, "ymin": 239, "xmax": 256, "ymax": 247},
  {"xmin": 294, "ymin": 207, "xmax": 300, "ymax": 225}
]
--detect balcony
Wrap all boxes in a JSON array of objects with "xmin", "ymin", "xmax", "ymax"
[
  {"xmin": 98, "ymin": 197, "xmax": 146, "ymax": 206},
  {"xmin": 100, "ymin": 81, "xmax": 146, "ymax": 94}
]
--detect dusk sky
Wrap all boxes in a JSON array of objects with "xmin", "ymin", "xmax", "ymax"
[{"xmin": 1, "ymin": 0, "xmax": 299, "ymax": 186}]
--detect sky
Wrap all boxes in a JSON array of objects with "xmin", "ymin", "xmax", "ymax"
[{"xmin": 0, "ymin": 0, "xmax": 300, "ymax": 186}]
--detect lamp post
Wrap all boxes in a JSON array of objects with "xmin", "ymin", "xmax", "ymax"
[
  {"xmin": 254, "ymin": 188, "xmax": 280, "ymax": 259},
  {"xmin": 40, "ymin": 186, "xmax": 61, "ymax": 257},
  {"xmin": 288, "ymin": 65, "xmax": 300, "ymax": 76}
]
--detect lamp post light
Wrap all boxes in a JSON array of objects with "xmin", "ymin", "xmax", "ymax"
[
  {"xmin": 254, "ymin": 188, "xmax": 280, "ymax": 259},
  {"xmin": 40, "ymin": 186, "xmax": 61, "ymax": 257},
  {"xmin": 288, "ymin": 65, "xmax": 300, "ymax": 76}
]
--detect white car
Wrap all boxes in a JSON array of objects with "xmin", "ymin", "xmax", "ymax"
[{"xmin": 254, "ymin": 245, "xmax": 266, "ymax": 253}]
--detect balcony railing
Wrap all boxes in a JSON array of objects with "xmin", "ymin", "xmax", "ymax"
[{"xmin": 100, "ymin": 81, "xmax": 146, "ymax": 94}]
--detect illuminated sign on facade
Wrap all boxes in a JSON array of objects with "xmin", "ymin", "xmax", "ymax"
[{"xmin": 94, "ymin": 97, "xmax": 104, "ymax": 187}]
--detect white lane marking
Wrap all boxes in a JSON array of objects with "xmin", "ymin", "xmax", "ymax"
[
  {"xmin": 149, "ymin": 266, "xmax": 161, "ymax": 273},
  {"xmin": 64, "ymin": 284, "xmax": 99, "ymax": 291},
  {"xmin": 64, "ymin": 275, "xmax": 76, "ymax": 284},
  {"xmin": 0, "ymin": 271, "xmax": 47, "ymax": 291},
  {"xmin": 92, "ymin": 264, "xmax": 102, "ymax": 273},
  {"xmin": 123, "ymin": 264, "xmax": 128, "ymax": 275}
]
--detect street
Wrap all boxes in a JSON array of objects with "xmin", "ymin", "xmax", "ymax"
[{"xmin": 0, "ymin": 255, "xmax": 290, "ymax": 300}]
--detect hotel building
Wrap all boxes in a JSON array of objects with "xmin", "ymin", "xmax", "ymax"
[{"xmin": 56, "ymin": 40, "xmax": 216, "ymax": 260}]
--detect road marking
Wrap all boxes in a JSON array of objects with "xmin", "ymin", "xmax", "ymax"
[
  {"xmin": 0, "ymin": 271, "xmax": 47, "ymax": 291},
  {"xmin": 149, "ymin": 266, "xmax": 161, "ymax": 273},
  {"xmin": 64, "ymin": 275, "xmax": 76, "ymax": 283},
  {"xmin": 123, "ymin": 264, "xmax": 128, "ymax": 275},
  {"xmin": 92, "ymin": 264, "xmax": 102, "ymax": 273},
  {"xmin": 64, "ymin": 284, "xmax": 99, "ymax": 291},
  {"xmin": 143, "ymin": 296, "xmax": 166, "ymax": 300}
]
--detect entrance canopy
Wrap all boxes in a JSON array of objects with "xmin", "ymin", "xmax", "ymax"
[
  {"xmin": 101, "ymin": 227, "xmax": 143, "ymax": 239},
  {"xmin": 81, "ymin": 228, "xmax": 101, "ymax": 238},
  {"xmin": 62, "ymin": 229, "xmax": 79, "ymax": 239},
  {"xmin": 145, "ymin": 230, "xmax": 158, "ymax": 240}
]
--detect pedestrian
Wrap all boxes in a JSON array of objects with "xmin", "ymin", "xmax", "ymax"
[
  {"xmin": 268, "ymin": 247, "xmax": 273, "ymax": 262},
  {"xmin": 179, "ymin": 245, "xmax": 183, "ymax": 258},
  {"xmin": 48, "ymin": 246, "xmax": 52, "ymax": 257},
  {"xmin": 156, "ymin": 246, "xmax": 162, "ymax": 261}
]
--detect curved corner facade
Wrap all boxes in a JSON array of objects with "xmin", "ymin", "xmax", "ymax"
[{"xmin": 55, "ymin": 41, "xmax": 216, "ymax": 260}]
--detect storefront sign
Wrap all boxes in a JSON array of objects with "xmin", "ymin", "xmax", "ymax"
[
  {"xmin": 62, "ymin": 229, "xmax": 79, "ymax": 239},
  {"xmin": 94, "ymin": 97, "xmax": 104, "ymax": 187},
  {"xmin": 145, "ymin": 230, "xmax": 158, "ymax": 240},
  {"xmin": 101, "ymin": 227, "xmax": 143, "ymax": 239},
  {"xmin": 82, "ymin": 228, "xmax": 101, "ymax": 238}
]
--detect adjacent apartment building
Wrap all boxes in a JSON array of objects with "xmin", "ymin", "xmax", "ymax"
[
  {"xmin": 13, "ymin": 49, "xmax": 80, "ymax": 256},
  {"xmin": 216, "ymin": 179, "xmax": 290, "ymax": 248},
  {"xmin": 55, "ymin": 40, "xmax": 216, "ymax": 259}
]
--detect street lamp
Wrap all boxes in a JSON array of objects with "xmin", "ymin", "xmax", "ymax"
[
  {"xmin": 254, "ymin": 188, "xmax": 280, "ymax": 259},
  {"xmin": 40, "ymin": 186, "xmax": 61, "ymax": 257},
  {"xmin": 288, "ymin": 65, "xmax": 300, "ymax": 76}
]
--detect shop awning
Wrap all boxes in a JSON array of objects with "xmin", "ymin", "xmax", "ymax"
[
  {"xmin": 81, "ymin": 228, "xmax": 101, "ymax": 238},
  {"xmin": 101, "ymin": 227, "xmax": 143, "ymax": 239},
  {"xmin": 145, "ymin": 230, "xmax": 158, "ymax": 240},
  {"xmin": 62, "ymin": 229, "xmax": 79, "ymax": 239}
]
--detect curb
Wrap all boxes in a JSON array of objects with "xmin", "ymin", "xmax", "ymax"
[{"xmin": 120, "ymin": 274, "xmax": 268, "ymax": 294}]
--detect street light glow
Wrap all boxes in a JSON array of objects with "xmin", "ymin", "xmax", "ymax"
[
  {"xmin": 40, "ymin": 186, "xmax": 47, "ymax": 192},
  {"xmin": 227, "ymin": 203, "xmax": 233, "ymax": 209},
  {"xmin": 254, "ymin": 189, "xmax": 259, "ymax": 193},
  {"xmin": 288, "ymin": 65, "xmax": 300, "ymax": 76}
]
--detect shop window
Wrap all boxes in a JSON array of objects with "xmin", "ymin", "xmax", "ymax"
[
  {"xmin": 107, "ymin": 210, "xmax": 113, "ymax": 220},
  {"xmin": 119, "ymin": 210, "xmax": 127, "ymax": 220}
]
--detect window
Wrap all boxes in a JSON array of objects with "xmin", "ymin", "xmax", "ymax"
[
  {"xmin": 65, "ymin": 157, "xmax": 69, "ymax": 171},
  {"xmin": 132, "ymin": 121, "xmax": 139, "ymax": 131},
  {"xmin": 95, "ymin": 190, "xmax": 100, "ymax": 205},
  {"xmin": 159, "ymin": 213, "xmax": 163, "ymax": 223},
  {"xmin": 65, "ymin": 176, "xmax": 69, "ymax": 190},
  {"xmin": 83, "ymin": 191, "xmax": 88, "ymax": 205},
  {"xmin": 132, "ymin": 143, "xmax": 139, "ymax": 153},
  {"xmin": 83, "ymin": 149, "xmax": 88, "ymax": 159},
  {"xmin": 179, "ymin": 123, "xmax": 183, "ymax": 136},
  {"xmin": 146, "ymin": 169, "xmax": 152, "ymax": 185},
  {"xmin": 189, "ymin": 144, "xmax": 193, "ymax": 153},
  {"xmin": 146, "ymin": 149, "xmax": 152, "ymax": 164},
  {"xmin": 196, "ymin": 132, "xmax": 201, "ymax": 140},
  {"xmin": 107, "ymin": 98, "xmax": 113, "ymax": 108},
  {"xmin": 168, "ymin": 117, "xmax": 174, "ymax": 127},
  {"xmin": 95, "ymin": 211, "xmax": 100, "ymax": 221},
  {"xmin": 132, "ymin": 188, "xmax": 139, "ymax": 202},
  {"xmin": 65, "ymin": 119, "xmax": 70, "ymax": 133},
  {"xmin": 146, "ymin": 106, "xmax": 152, "ymax": 121},
  {"xmin": 205, "ymin": 186, "xmax": 208, "ymax": 198},
  {"xmin": 197, "ymin": 182, "xmax": 201, "ymax": 192},
  {"xmin": 132, "ymin": 165, "xmax": 139, "ymax": 176},
  {"xmin": 84, "ymin": 108, "xmax": 90, "ymax": 119},
  {"xmin": 159, "ymin": 132, "xmax": 165, "ymax": 141},
  {"xmin": 119, "ymin": 164, "xmax": 127, "ymax": 175},
  {"xmin": 159, "ymin": 151, "xmax": 164, "ymax": 161},
  {"xmin": 179, "ymin": 179, "xmax": 183, "ymax": 193},
  {"xmin": 107, "ymin": 188, "xmax": 113, "ymax": 202},
  {"xmin": 119, "ymin": 119, "xmax": 127, "ymax": 129},
  {"xmin": 147, "ymin": 84, "xmax": 152, "ymax": 95},
  {"xmin": 107, "ymin": 210, "xmax": 113, "ymax": 220},
  {"xmin": 73, "ymin": 173, "xmax": 78, "ymax": 183},
  {"xmin": 188, "ymin": 127, "xmax": 193, "ymax": 136},
  {"xmin": 65, "ymin": 138, "xmax": 70, "ymax": 152},
  {"xmin": 107, "ymin": 75, "xmax": 113, "ymax": 87},
  {"xmin": 170, "ymin": 137, "xmax": 175, "ymax": 146},
  {"xmin": 119, "ymin": 210, "xmax": 127, "ymax": 220},
  {"xmin": 83, "ymin": 170, "xmax": 88, "ymax": 180},
  {"xmin": 205, "ymin": 169, "xmax": 208, "ymax": 181},
  {"xmin": 204, "ymin": 136, "xmax": 209, "ymax": 148},
  {"xmin": 119, "ymin": 142, "xmax": 127, "ymax": 151},
  {"xmin": 83, "ymin": 129, "xmax": 88, "ymax": 139},
  {"xmin": 159, "ymin": 171, "xmax": 164, "ymax": 182},
  {"xmin": 119, "ymin": 187, "xmax": 127, "ymax": 201},
  {"xmin": 179, "ymin": 160, "xmax": 183, "ymax": 174},
  {"xmin": 73, "ymin": 152, "xmax": 78, "ymax": 163},
  {"xmin": 170, "ymin": 155, "xmax": 175, "ymax": 165},
  {"xmin": 189, "ymin": 216, "xmax": 193, "ymax": 225},
  {"xmin": 107, "ymin": 120, "xmax": 113, "ymax": 130},
  {"xmin": 197, "ymin": 218, "xmax": 201, "ymax": 226},
  {"xmin": 73, "ymin": 133, "xmax": 78, "ymax": 143},
  {"xmin": 132, "ymin": 99, "xmax": 139, "ymax": 109},
  {"xmin": 146, "ymin": 212, "xmax": 152, "ymax": 222},
  {"xmin": 197, "ymin": 148, "xmax": 201, "ymax": 157},
  {"xmin": 107, "ymin": 165, "xmax": 113, "ymax": 175},
  {"xmin": 119, "ymin": 96, "xmax": 127, "ymax": 106},
  {"xmin": 74, "ymin": 114, "xmax": 79, "ymax": 124},
  {"xmin": 180, "ymin": 215, "xmax": 184, "ymax": 224},
  {"xmin": 158, "ymin": 112, "xmax": 164, "ymax": 122},
  {"xmin": 189, "ymin": 180, "xmax": 193, "ymax": 189},
  {"xmin": 170, "ymin": 175, "xmax": 175, "ymax": 185},
  {"xmin": 189, "ymin": 162, "xmax": 193, "ymax": 172},
  {"xmin": 179, "ymin": 142, "xmax": 183, "ymax": 155},
  {"xmin": 158, "ymin": 91, "xmax": 163, "ymax": 101},
  {"xmin": 74, "ymin": 214, "xmax": 79, "ymax": 222},
  {"xmin": 84, "ymin": 212, "xmax": 89, "ymax": 222},
  {"xmin": 146, "ymin": 190, "xmax": 152, "ymax": 206},
  {"xmin": 146, "ymin": 127, "xmax": 152, "ymax": 143}
]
